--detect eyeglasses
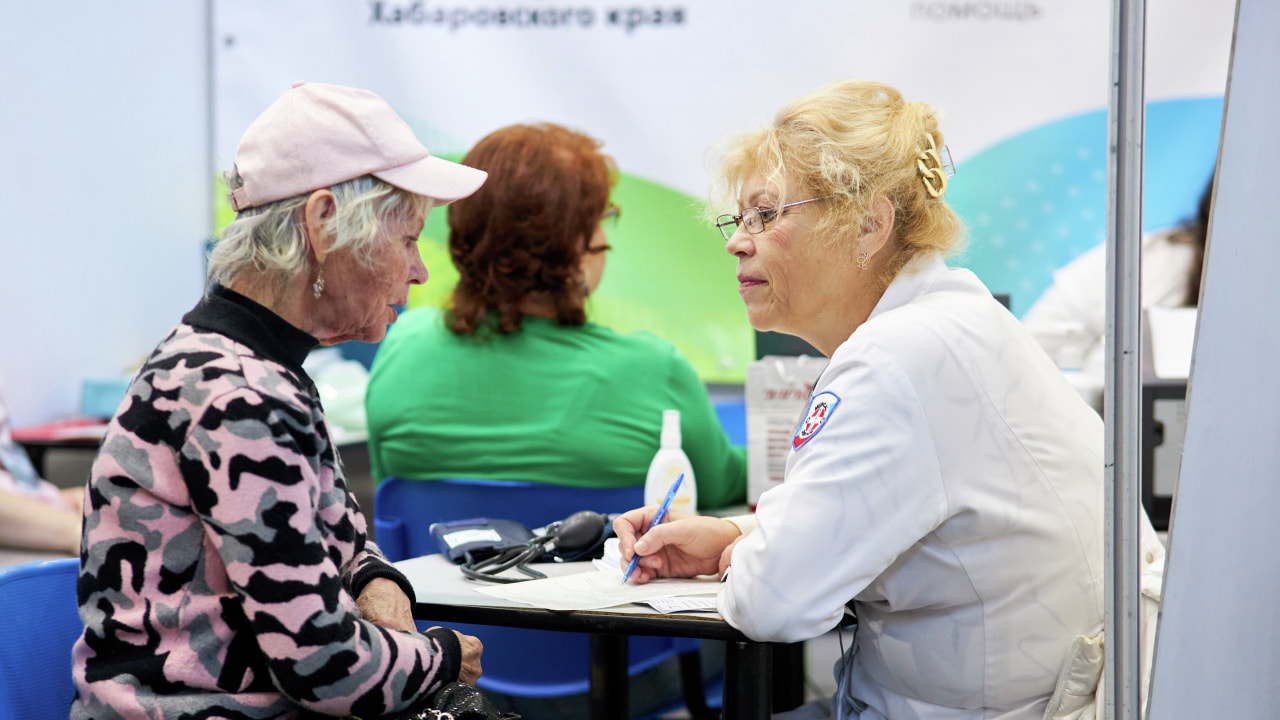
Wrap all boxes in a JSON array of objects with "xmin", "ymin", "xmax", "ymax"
[
  {"xmin": 587, "ymin": 203, "xmax": 621, "ymax": 255},
  {"xmin": 715, "ymin": 197, "xmax": 827, "ymax": 241}
]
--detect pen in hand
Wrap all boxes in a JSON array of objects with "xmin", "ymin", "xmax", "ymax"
[{"xmin": 622, "ymin": 473, "xmax": 684, "ymax": 584}]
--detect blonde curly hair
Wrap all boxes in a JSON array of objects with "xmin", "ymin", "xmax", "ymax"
[{"xmin": 710, "ymin": 79, "xmax": 965, "ymax": 289}]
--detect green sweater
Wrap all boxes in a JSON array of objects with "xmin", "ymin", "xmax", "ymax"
[{"xmin": 365, "ymin": 308, "xmax": 746, "ymax": 510}]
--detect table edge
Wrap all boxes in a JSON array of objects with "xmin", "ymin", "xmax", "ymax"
[{"xmin": 412, "ymin": 601, "xmax": 753, "ymax": 641}]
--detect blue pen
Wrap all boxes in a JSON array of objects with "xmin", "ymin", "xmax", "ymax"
[{"xmin": 622, "ymin": 473, "xmax": 684, "ymax": 584}]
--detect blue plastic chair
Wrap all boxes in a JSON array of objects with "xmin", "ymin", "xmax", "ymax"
[
  {"xmin": 374, "ymin": 477, "xmax": 646, "ymax": 564},
  {"xmin": 373, "ymin": 477, "xmax": 720, "ymax": 716},
  {"xmin": 0, "ymin": 558, "xmax": 82, "ymax": 720}
]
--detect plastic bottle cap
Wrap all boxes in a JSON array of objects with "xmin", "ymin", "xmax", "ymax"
[{"xmin": 660, "ymin": 409, "xmax": 681, "ymax": 447}]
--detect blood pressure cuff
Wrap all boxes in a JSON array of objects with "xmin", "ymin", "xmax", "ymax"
[{"xmin": 429, "ymin": 517, "xmax": 535, "ymax": 563}]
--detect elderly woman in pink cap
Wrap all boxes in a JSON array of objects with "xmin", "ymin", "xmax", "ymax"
[{"xmin": 72, "ymin": 82, "xmax": 488, "ymax": 720}]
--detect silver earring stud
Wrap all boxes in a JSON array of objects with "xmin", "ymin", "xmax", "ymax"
[{"xmin": 313, "ymin": 271, "xmax": 325, "ymax": 299}]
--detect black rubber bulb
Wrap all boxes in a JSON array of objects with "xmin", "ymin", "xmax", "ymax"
[{"xmin": 552, "ymin": 510, "xmax": 608, "ymax": 553}]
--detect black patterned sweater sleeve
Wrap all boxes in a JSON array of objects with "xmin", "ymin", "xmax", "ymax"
[{"xmin": 72, "ymin": 322, "xmax": 459, "ymax": 720}]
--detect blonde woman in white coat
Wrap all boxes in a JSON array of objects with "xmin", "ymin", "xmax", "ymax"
[{"xmin": 615, "ymin": 79, "xmax": 1164, "ymax": 720}]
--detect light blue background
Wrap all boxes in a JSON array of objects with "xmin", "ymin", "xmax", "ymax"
[{"xmin": 948, "ymin": 97, "xmax": 1223, "ymax": 317}]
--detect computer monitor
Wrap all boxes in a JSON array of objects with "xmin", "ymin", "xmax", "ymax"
[
  {"xmin": 1142, "ymin": 377, "xmax": 1186, "ymax": 532},
  {"xmin": 1140, "ymin": 309, "xmax": 1192, "ymax": 532},
  {"xmin": 754, "ymin": 331, "xmax": 820, "ymax": 359}
]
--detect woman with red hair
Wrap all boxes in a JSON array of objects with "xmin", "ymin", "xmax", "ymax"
[
  {"xmin": 367, "ymin": 122, "xmax": 746, "ymax": 507},
  {"xmin": 366, "ymin": 121, "xmax": 743, "ymax": 717}
]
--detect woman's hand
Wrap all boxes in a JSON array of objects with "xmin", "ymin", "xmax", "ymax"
[
  {"xmin": 359, "ymin": 583, "xmax": 483, "ymax": 683},
  {"xmin": 612, "ymin": 508, "xmax": 742, "ymax": 584},
  {"xmin": 451, "ymin": 629, "xmax": 483, "ymax": 685},
  {"xmin": 356, "ymin": 578, "xmax": 417, "ymax": 633}
]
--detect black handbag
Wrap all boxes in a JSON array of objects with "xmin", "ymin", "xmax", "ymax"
[{"xmin": 388, "ymin": 681, "xmax": 520, "ymax": 720}]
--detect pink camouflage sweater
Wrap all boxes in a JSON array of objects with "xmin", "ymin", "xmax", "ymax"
[{"xmin": 72, "ymin": 285, "xmax": 460, "ymax": 719}]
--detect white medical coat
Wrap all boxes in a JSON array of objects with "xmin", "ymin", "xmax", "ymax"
[
  {"xmin": 718, "ymin": 255, "xmax": 1106, "ymax": 720},
  {"xmin": 1022, "ymin": 229, "xmax": 1198, "ymax": 409}
]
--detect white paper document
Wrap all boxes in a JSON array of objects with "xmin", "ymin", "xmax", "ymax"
[
  {"xmin": 473, "ymin": 567, "xmax": 722, "ymax": 611},
  {"xmin": 475, "ymin": 536, "xmax": 722, "ymax": 611},
  {"xmin": 1148, "ymin": 306, "xmax": 1198, "ymax": 379},
  {"xmin": 643, "ymin": 596, "xmax": 720, "ymax": 613}
]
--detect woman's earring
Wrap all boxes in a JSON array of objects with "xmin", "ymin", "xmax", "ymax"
[
  {"xmin": 313, "ymin": 270, "xmax": 325, "ymax": 299},
  {"xmin": 857, "ymin": 252, "xmax": 869, "ymax": 271}
]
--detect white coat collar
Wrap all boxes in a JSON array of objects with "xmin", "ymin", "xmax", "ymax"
[{"xmin": 864, "ymin": 253, "xmax": 949, "ymax": 324}]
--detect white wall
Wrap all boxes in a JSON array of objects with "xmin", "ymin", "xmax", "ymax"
[{"xmin": 0, "ymin": 2, "xmax": 210, "ymax": 424}]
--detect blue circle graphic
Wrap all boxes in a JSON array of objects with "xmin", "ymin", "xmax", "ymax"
[{"xmin": 947, "ymin": 97, "xmax": 1222, "ymax": 317}]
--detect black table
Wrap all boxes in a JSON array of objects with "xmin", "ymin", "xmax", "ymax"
[{"xmin": 395, "ymin": 554, "xmax": 793, "ymax": 720}]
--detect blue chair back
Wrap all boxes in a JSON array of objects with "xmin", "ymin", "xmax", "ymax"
[
  {"xmin": 0, "ymin": 558, "xmax": 82, "ymax": 720},
  {"xmin": 374, "ymin": 477, "xmax": 645, "ymax": 563},
  {"xmin": 373, "ymin": 478, "xmax": 698, "ymax": 699}
]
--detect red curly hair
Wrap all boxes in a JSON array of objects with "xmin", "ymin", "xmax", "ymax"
[{"xmin": 446, "ymin": 123, "xmax": 616, "ymax": 335}]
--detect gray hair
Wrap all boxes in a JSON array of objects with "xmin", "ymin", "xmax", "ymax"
[{"xmin": 207, "ymin": 172, "xmax": 434, "ymax": 292}]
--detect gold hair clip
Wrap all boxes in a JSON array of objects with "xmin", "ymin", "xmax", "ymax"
[{"xmin": 917, "ymin": 133, "xmax": 954, "ymax": 198}]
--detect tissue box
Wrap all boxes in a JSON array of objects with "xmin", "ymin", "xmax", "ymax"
[
  {"xmin": 81, "ymin": 376, "xmax": 133, "ymax": 419},
  {"xmin": 745, "ymin": 355, "xmax": 828, "ymax": 508}
]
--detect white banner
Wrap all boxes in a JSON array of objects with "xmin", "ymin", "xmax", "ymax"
[{"xmin": 214, "ymin": 0, "xmax": 1233, "ymax": 380}]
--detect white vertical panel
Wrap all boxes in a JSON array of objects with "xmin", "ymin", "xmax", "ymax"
[
  {"xmin": 1148, "ymin": 0, "xmax": 1280, "ymax": 716},
  {"xmin": 0, "ymin": 2, "xmax": 209, "ymax": 424}
]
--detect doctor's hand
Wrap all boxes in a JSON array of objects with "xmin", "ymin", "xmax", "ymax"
[
  {"xmin": 613, "ymin": 509, "xmax": 742, "ymax": 584},
  {"xmin": 718, "ymin": 531, "xmax": 750, "ymax": 579}
]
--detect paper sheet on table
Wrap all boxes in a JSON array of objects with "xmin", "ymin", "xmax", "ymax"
[
  {"xmin": 1148, "ymin": 307, "xmax": 1198, "ymax": 379},
  {"xmin": 597, "ymin": 537, "xmax": 624, "ymax": 571},
  {"xmin": 474, "ymin": 568, "xmax": 721, "ymax": 611},
  {"xmin": 644, "ymin": 596, "xmax": 719, "ymax": 613}
]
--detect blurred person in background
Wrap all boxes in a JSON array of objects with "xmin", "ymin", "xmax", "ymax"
[
  {"xmin": 366, "ymin": 122, "xmax": 746, "ymax": 510},
  {"xmin": 1022, "ymin": 173, "xmax": 1214, "ymax": 409},
  {"xmin": 366, "ymin": 120, "xmax": 742, "ymax": 718},
  {"xmin": 0, "ymin": 373, "xmax": 83, "ymax": 556}
]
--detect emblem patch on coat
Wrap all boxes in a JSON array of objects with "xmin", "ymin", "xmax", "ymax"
[{"xmin": 793, "ymin": 391, "xmax": 840, "ymax": 449}]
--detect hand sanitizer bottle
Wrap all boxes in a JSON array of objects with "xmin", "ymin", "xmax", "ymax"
[{"xmin": 645, "ymin": 410, "xmax": 697, "ymax": 514}]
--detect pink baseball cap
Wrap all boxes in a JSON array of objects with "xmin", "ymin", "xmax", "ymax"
[{"xmin": 227, "ymin": 81, "xmax": 487, "ymax": 212}]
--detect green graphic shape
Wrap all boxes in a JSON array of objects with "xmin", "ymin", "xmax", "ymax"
[
  {"xmin": 215, "ymin": 169, "xmax": 755, "ymax": 383},
  {"xmin": 411, "ymin": 167, "xmax": 752, "ymax": 383}
]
